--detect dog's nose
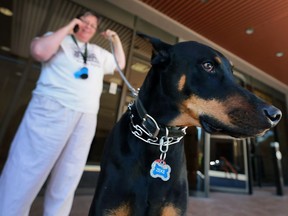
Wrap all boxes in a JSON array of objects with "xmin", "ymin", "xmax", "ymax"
[{"xmin": 263, "ymin": 106, "xmax": 282, "ymax": 127}]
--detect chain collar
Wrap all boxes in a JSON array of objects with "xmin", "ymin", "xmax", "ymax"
[{"xmin": 128, "ymin": 100, "xmax": 187, "ymax": 146}]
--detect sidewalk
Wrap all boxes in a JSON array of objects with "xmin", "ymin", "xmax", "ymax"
[{"xmin": 31, "ymin": 187, "xmax": 288, "ymax": 216}]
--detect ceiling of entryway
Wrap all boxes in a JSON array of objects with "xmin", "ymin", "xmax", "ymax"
[
  {"xmin": 138, "ymin": 0, "xmax": 288, "ymax": 87},
  {"xmin": 1, "ymin": 0, "xmax": 288, "ymax": 89}
]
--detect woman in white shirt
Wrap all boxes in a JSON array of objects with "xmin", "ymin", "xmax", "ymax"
[{"xmin": 0, "ymin": 11, "xmax": 125, "ymax": 216}]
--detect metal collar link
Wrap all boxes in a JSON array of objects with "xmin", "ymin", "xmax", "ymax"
[
  {"xmin": 134, "ymin": 98, "xmax": 187, "ymax": 139},
  {"xmin": 128, "ymin": 101, "xmax": 187, "ymax": 146}
]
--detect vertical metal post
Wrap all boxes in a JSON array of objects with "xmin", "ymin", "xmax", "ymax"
[
  {"xmin": 204, "ymin": 132, "xmax": 210, "ymax": 197},
  {"xmin": 270, "ymin": 142, "xmax": 284, "ymax": 196},
  {"xmin": 246, "ymin": 138, "xmax": 253, "ymax": 195},
  {"xmin": 116, "ymin": 16, "xmax": 138, "ymax": 120},
  {"xmin": 242, "ymin": 138, "xmax": 250, "ymax": 194}
]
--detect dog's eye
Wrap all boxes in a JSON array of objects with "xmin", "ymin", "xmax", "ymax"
[{"xmin": 202, "ymin": 62, "xmax": 215, "ymax": 73}]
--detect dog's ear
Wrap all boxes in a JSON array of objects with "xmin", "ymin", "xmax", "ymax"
[{"xmin": 137, "ymin": 32, "xmax": 171, "ymax": 65}]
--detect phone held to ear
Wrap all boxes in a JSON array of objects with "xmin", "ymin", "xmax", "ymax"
[{"xmin": 73, "ymin": 24, "xmax": 79, "ymax": 33}]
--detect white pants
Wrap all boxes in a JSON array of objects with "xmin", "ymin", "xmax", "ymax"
[{"xmin": 0, "ymin": 95, "xmax": 97, "ymax": 216}]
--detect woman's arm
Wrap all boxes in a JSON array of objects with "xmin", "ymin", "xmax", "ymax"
[
  {"xmin": 30, "ymin": 18, "xmax": 82, "ymax": 62},
  {"xmin": 101, "ymin": 29, "xmax": 126, "ymax": 70}
]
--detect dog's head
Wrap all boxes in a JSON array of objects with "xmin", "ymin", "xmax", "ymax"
[{"xmin": 137, "ymin": 33, "xmax": 282, "ymax": 138}]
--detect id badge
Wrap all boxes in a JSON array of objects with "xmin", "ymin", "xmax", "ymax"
[{"xmin": 74, "ymin": 67, "xmax": 88, "ymax": 79}]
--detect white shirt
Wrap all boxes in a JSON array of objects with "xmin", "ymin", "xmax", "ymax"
[{"xmin": 33, "ymin": 34, "xmax": 116, "ymax": 114}]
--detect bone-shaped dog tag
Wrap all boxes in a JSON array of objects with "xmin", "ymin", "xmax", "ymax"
[{"xmin": 150, "ymin": 159, "xmax": 171, "ymax": 181}]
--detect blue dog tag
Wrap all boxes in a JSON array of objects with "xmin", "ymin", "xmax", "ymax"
[{"xmin": 150, "ymin": 159, "xmax": 171, "ymax": 181}]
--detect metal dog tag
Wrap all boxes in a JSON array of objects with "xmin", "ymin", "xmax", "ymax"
[{"xmin": 150, "ymin": 159, "xmax": 171, "ymax": 181}]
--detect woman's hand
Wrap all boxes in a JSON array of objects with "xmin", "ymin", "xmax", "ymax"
[
  {"xmin": 68, "ymin": 18, "xmax": 84, "ymax": 34},
  {"xmin": 100, "ymin": 29, "xmax": 118, "ymax": 40}
]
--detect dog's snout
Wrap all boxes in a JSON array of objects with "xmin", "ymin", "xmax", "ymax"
[{"xmin": 263, "ymin": 106, "xmax": 282, "ymax": 127}]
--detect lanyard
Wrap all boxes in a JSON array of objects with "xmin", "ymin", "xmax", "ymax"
[{"xmin": 71, "ymin": 35, "xmax": 88, "ymax": 64}]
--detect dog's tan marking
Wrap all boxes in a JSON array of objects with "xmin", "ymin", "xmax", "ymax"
[
  {"xmin": 169, "ymin": 95, "xmax": 245, "ymax": 127},
  {"xmin": 215, "ymin": 56, "xmax": 222, "ymax": 64},
  {"xmin": 105, "ymin": 203, "xmax": 131, "ymax": 216},
  {"xmin": 178, "ymin": 74, "xmax": 186, "ymax": 91},
  {"xmin": 161, "ymin": 204, "xmax": 181, "ymax": 216}
]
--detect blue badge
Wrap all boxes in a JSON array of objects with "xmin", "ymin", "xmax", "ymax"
[
  {"xmin": 150, "ymin": 160, "xmax": 171, "ymax": 181},
  {"xmin": 74, "ymin": 67, "xmax": 88, "ymax": 79}
]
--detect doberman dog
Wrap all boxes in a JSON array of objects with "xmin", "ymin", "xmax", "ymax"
[{"xmin": 89, "ymin": 34, "xmax": 282, "ymax": 216}]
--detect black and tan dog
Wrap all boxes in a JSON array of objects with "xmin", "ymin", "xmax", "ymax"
[{"xmin": 89, "ymin": 34, "xmax": 282, "ymax": 216}]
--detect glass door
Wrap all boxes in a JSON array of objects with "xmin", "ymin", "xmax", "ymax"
[{"xmin": 209, "ymin": 134, "xmax": 250, "ymax": 193}]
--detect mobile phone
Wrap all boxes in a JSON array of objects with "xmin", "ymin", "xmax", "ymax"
[{"xmin": 73, "ymin": 24, "xmax": 79, "ymax": 33}]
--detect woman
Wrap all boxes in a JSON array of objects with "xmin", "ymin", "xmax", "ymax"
[{"xmin": 0, "ymin": 11, "xmax": 125, "ymax": 216}]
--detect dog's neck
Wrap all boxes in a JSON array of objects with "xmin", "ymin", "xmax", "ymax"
[
  {"xmin": 137, "ymin": 70, "xmax": 181, "ymax": 126},
  {"xmin": 128, "ymin": 98, "xmax": 187, "ymax": 146}
]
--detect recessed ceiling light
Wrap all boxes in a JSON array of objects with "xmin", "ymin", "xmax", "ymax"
[
  {"xmin": 131, "ymin": 62, "xmax": 150, "ymax": 73},
  {"xmin": 15, "ymin": 72, "xmax": 22, "ymax": 76},
  {"xmin": 276, "ymin": 52, "xmax": 284, "ymax": 57},
  {"xmin": 0, "ymin": 7, "xmax": 13, "ymax": 16},
  {"xmin": 0, "ymin": 46, "xmax": 11, "ymax": 52},
  {"xmin": 245, "ymin": 27, "xmax": 254, "ymax": 35}
]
